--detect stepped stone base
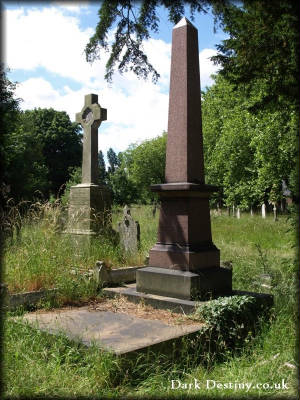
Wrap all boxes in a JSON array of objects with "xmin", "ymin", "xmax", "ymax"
[{"xmin": 136, "ymin": 266, "xmax": 232, "ymax": 301}]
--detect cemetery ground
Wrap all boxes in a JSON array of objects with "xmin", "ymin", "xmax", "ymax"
[{"xmin": 2, "ymin": 202, "xmax": 298, "ymax": 398}]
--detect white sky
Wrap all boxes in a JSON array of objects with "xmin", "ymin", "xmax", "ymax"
[{"xmin": 3, "ymin": 2, "xmax": 221, "ymax": 156}]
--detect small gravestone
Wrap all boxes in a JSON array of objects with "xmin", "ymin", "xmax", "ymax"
[
  {"xmin": 65, "ymin": 94, "xmax": 111, "ymax": 243},
  {"xmin": 262, "ymin": 203, "xmax": 266, "ymax": 219},
  {"xmin": 118, "ymin": 206, "xmax": 140, "ymax": 254}
]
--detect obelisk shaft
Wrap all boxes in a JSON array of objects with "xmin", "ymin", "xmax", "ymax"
[
  {"xmin": 136, "ymin": 18, "xmax": 232, "ymax": 300},
  {"xmin": 165, "ymin": 18, "xmax": 205, "ymax": 183},
  {"xmin": 147, "ymin": 17, "xmax": 220, "ymax": 272}
]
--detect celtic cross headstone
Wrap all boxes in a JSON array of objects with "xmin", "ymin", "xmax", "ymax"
[
  {"xmin": 75, "ymin": 94, "xmax": 107, "ymax": 184},
  {"xmin": 65, "ymin": 94, "xmax": 111, "ymax": 242}
]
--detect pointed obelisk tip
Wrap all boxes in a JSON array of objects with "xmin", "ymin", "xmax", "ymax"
[{"xmin": 173, "ymin": 16, "xmax": 196, "ymax": 29}]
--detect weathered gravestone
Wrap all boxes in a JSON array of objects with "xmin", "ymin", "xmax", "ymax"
[
  {"xmin": 65, "ymin": 94, "xmax": 111, "ymax": 240},
  {"xmin": 136, "ymin": 17, "xmax": 232, "ymax": 301},
  {"xmin": 118, "ymin": 206, "xmax": 140, "ymax": 254}
]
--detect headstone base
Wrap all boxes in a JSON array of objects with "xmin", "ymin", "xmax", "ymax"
[
  {"xmin": 136, "ymin": 266, "xmax": 232, "ymax": 300},
  {"xmin": 65, "ymin": 183, "xmax": 111, "ymax": 235},
  {"xmin": 62, "ymin": 231, "xmax": 96, "ymax": 251}
]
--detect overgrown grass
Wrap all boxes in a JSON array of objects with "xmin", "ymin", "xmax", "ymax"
[
  {"xmin": 2, "ymin": 204, "xmax": 298, "ymax": 398},
  {"xmin": 2, "ymin": 201, "xmax": 158, "ymax": 298}
]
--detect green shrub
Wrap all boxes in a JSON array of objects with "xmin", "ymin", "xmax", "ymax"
[{"xmin": 193, "ymin": 295, "xmax": 271, "ymax": 364}]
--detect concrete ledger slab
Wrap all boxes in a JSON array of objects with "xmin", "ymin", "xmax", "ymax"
[{"xmin": 20, "ymin": 308, "xmax": 202, "ymax": 356}]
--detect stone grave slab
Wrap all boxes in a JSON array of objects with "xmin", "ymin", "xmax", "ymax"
[{"xmin": 19, "ymin": 306, "xmax": 203, "ymax": 356}]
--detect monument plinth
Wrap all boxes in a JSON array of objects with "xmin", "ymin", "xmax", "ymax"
[
  {"xmin": 65, "ymin": 94, "xmax": 111, "ymax": 238},
  {"xmin": 136, "ymin": 18, "xmax": 232, "ymax": 300}
]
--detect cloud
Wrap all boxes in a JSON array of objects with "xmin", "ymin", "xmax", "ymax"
[
  {"xmin": 142, "ymin": 38, "xmax": 171, "ymax": 88},
  {"xmin": 4, "ymin": 7, "xmax": 103, "ymax": 85},
  {"xmin": 199, "ymin": 48, "xmax": 219, "ymax": 88},
  {"xmin": 6, "ymin": 5, "xmax": 219, "ymax": 156},
  {"xmin": 52, "ymin": 1, "xmax": 90, "ymax": 14},
  {"xmin": 15, "ymin": 78, "xmax": 61, "ymax": 109},
  {"xmin": 14, "ymin": 76, "xmax": 169, "ymax": 156}
]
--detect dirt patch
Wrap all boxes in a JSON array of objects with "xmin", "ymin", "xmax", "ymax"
[
  {"xmin": 87, "ymin": 296, "xmax": 202, "ymax": 326},
  {"xmin": 31, "ymin": 295, "xmax": 202, "ymax": 326}
]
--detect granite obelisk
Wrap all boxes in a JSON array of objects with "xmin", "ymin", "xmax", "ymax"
[{"xmin": 136, "ymin": 18, "xmax": 232, "ymax": 300}]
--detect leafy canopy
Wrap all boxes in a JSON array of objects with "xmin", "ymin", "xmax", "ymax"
[
  {"xmin": 212, "ymin": 0, "xmax": 299, "ymax": 110},
  {"xmin": 86, "ymin": 0, "xmax": 298, "ymax": 114},
  {"xmin": 3, "ymin": 108, "xmax": 83, "ymax": 201},
  {"xmin": 202, "ymin": 75, "xmax": 297, "ymax": 207},
  {"xmin": 85, "ymin": 0, "xmax": 229, "ymax": 83}
]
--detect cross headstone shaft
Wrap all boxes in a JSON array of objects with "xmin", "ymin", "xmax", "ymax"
[{"xmin": 76, "ymin": 94, "xmax": 107, "ymax": 184}]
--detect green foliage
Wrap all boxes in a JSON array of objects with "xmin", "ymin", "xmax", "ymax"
[
  {"xmin": 107, "ymin": 147, "xmax": 120, "ymax": 174},
  {"xmin": 4, "ymin": 320, "xmax": 122, "ymax": 397},
  {"xmin": 21, "ymin": 108, "xmax": 83, "ymax": 197},
  {"xmin": 3, "ymin": 203, "xmax": 156, "ymax": 295},
  {"xmin": 0, "ymin": 67, "xmax": 21, "ymax": 208},
  {"xmin": 199, "ymin": 295, "xmax": 255, "ymax": 326},
  {"xmin": 106, "ymin": 148, "xmax": 133, "ymax": 204},
  {"xmin": 123, "ymin": 133, "xmax": 166, "ymax": 203},
  {"xmin": 202, "ymin": 75, "xmax": 297, "ymax": 207},
  {"xmin": 3, "ymin": 117, "xmax": 49, "ymax": 201},
  {"xmin": 85, "ymin": 0, "xmax": 298, "ymax": 104},
  {"xmin": 3, "ymin": 107, "xmax": 82, "ymax": 202},
  {"xmin": 2, "ymin": 207, "xmax": 297, "ymax": 398},
  {"xmin": 98, "ymin": 150, "xmax": 106, "ymax": 184},
  {"xmin": 195, "ymin": 295, "xmax": 267, "ymax": 352},
  {"xmin": 108, "ymin": 133, "xmax": 166, "ymax": 204},
  {"xmin": 85, "ymin": 0, "xmax": 223, "ymax": 82},
  {"xmin": 212, "ymin": 0, "xmax": 299, "ymax": 110},
  {"xmin": 1, "ymin": 70, "xmax": 83, "ymax": 204},
  {"xmin": 108, "ymin": 166, "xmax": 137, "ymax": 205},
  {"xmin": 60, "ymin": 166, "xmax": 82, "ymax": 206}
]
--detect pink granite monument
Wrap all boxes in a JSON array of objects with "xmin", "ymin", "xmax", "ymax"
[{"xmin": 136, "ymin": 17, "xmax": 232, "ymax": 300}]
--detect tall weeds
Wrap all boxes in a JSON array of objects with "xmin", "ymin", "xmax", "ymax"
[{"xmin": 3, "ymin": 206, "xmax": 298, "ymax": 398}]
